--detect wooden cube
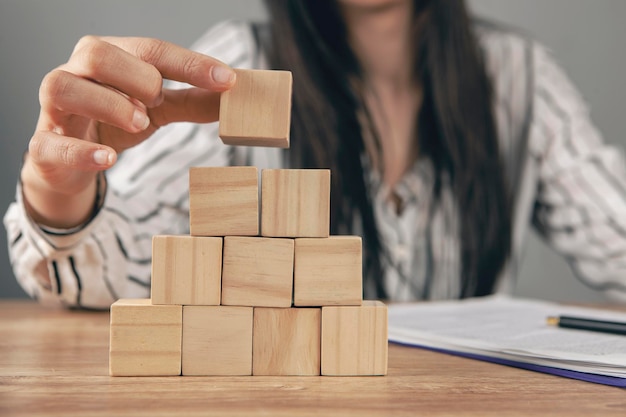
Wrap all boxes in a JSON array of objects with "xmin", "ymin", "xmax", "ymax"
[
  {"xmin": 109, "ymin": 299, "xmax": 182, "ymax": 376},
  {"xmin": 182, "ymin": 306, "xmax": 253, "ymax": 376},
  {"xmin": 321, "ymin": 301, "xmax": 388, "ymax": 376},
  {"xmin": 261, "ymin": 169, "xmax": 330, "ymax": 238},
  {"xmin": 151, "ymin": 235, "xmax": 222, "ymax": 305},
  {"xmin": 189, "ymin": 166, "xmax": 258, "ymax": 236},
  {"xmin": 219, "ymin": 69, "xmax": 292, "ymax": 148},
  {"xmin": 294, "ymin": 236, "xmax": 362, "ymax": 306},
  {"xmin": 253, "ymin": 307, "xmax": 321, "ymax": 376},
  {"xmin": 221, "ymin": 236, "xmax": 294, "ymax": 307}
]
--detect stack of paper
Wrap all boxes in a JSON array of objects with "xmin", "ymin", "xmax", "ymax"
[{"xmin": 388, "ymin": 296, "xmax": 626, "ymax": 387}]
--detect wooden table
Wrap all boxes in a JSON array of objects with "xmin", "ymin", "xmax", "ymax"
[{"xmin": 0, "ymin": 301, "xmax": 624, "ymax": 416}]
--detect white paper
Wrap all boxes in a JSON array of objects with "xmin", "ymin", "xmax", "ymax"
[{"xmin": 388, "ymin": 295, "xmax": 626, "ymax": 377}]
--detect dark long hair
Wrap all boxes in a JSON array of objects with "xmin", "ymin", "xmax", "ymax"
[{"xmin": 263, "ymin": 0, "xmax": 511, "ymax": 298}]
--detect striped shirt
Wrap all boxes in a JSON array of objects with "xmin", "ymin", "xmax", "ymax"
[{"xmin": 5, "ymin": 20, "xmax": 626, "ymax": 308}]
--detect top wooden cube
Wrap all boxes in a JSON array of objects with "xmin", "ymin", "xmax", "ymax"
[
  {"xmin": 189, "ymin": 166, "xmax": 258, "ymax": 236},
  {"xmin": 219, "ymin": 69, "xmax": 292, "ymax": 148}
]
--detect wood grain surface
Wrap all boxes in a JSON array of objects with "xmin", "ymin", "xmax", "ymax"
[
  {"xmin": 151, "ymin": 236, "xmax": 222, "ymax": 305},
  {"xmin": 221, "ymin": 236, "xmax": 294, "ymax": 307},
  {"xmin": 189, "ymin": 166, "xmax": 259, "ymax": 237},
  {"xmin": 321, "ymin": 301, "xmax": 388, "ymax": 376},
  {"xmin": 1, "ymin": 300, "xmax": 624, "ymax": 417},
  {"xmin": 109, "ymin": 299, "xmax": 182, "ymax": 376},
  {"xmin": 261, "ymin": 169, "xmax": 331, "ymax": 238},
  {"xmin": 294, "ymin": 236, "xmax": 363, "ymax": 306},
  {"xmin": 219, "ymin": 69, "xmax": 292, "ymax": 148}
]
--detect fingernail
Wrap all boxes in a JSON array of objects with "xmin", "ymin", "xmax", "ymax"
[
  {"xmin": 154, "ymin": 91, "xmax": 165, "ymax": 107},
  {"xmin": 212, "ymin": 66, "xmax": 236, "ymax": 85},
  {"xmin": 93, "ymin": 150, "xmax": 113, "ymax": 166},
  {"xmin": 132, "ymin": 110, "xmax": 150, "ymax": 131}
]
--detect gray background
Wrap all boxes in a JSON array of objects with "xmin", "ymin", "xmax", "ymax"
[{"xmin": 0, "ymin": 0, "xmax": 624, "ymax": 302}]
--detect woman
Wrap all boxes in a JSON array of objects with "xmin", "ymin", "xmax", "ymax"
[{"xmin": 5, "ymin": 0, "xmax": 626, "ymax": 308}]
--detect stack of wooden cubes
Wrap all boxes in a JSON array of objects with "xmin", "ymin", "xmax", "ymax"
[{"xmin": 109, "ymin": 69, "xmax": 388, "ymax": 377}]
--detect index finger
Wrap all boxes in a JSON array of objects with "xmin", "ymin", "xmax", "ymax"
[{"xmin": 98, "ymin": 36, "xmax": 236, "ymax": 92}]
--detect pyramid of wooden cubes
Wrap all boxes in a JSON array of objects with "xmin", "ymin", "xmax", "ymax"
[{"xmin": 109, "ymin": 69, "xmax": 388, "ymax": 377}]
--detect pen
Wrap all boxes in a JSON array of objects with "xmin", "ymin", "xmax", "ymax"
[{"xmin": 546, "ymin": 315, "xmax": 626, "ymax": 336}]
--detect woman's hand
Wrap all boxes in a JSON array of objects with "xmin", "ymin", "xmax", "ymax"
[{"xmin": 21, "ymin": 36, "xmax": 235, "ymax": 228}]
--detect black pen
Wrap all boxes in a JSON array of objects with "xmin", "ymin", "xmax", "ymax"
[{"xmin": 546, "ymin": 315, "xmax": 626, "ymax": 336}]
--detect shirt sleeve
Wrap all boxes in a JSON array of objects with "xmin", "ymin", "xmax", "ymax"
[
  {"xmin": 528, "ymin": 43, "xmax": 626, "ymax": 302},
  {"xmin": 3, "ymin": 20, "xmax": 256, "ymax": 309}
]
